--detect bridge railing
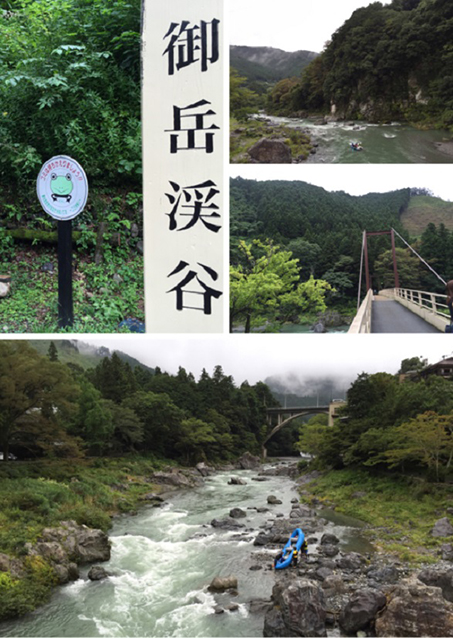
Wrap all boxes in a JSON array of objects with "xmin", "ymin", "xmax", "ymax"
[
  {"xmin": 382, "ymin": 287, "xmax": 448, "ymax": 331},
  {"xmin": 348, "ymin": 289, "xmax": 373, "ymax": 334}
]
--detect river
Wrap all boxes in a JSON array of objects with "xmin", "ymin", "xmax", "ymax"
[
  {"xmin": 264, "ymin": 115, "xmax": 453, "ymax": 164},
  {"xmin": 0, "ymin": 461, "xmax": 371, "ymax": 638}
]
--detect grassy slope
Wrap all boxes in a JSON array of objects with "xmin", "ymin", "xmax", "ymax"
[
  {"xmin": 401, "ymin": 196, "xmax": 453, "ymax": 237},
  {"xmin": 301, "ymin": 468, "xmax": 453, "ymax": 564}
]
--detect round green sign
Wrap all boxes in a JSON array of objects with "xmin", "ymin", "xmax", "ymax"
[{"xmin": 37, "ymin": 155, "xmax": 88, "ymax": 221}]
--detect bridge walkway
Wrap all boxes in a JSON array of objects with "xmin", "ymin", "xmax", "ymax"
[{"xmin": 371, "ymin": 298, "xmax": 441, "ymax": 333}]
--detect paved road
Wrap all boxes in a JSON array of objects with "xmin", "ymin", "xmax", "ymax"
[{"xmin": 371, "ymin": 300, "xmax": 441, "ymax": 333}]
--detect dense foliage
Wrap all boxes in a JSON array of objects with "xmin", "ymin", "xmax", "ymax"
[
  {"xmin": 0, "ymin": 0, "xmax": 141, "ymax": 184},
  {"xmin": 230, "ymin": 239, "xmax": 332, "ymax": 332},
  {"xmin": 298, "ymin": 364, "xmax": 453, "ymax": 482},
  {"xmin": 0, "ymin": 341, "xmax": 280, "ymax": 465},
  {"xmin": 268, "ymin": 0, "xmax": 453, "ymax": 128},
  {"xmin": 230, "ymin": 177, "xmax": 420, "ymax": 313}
]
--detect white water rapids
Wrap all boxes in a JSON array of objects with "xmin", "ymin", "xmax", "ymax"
[{"xmin": 0, "ymin": 462, "xmax": 370, "ymax": 637}]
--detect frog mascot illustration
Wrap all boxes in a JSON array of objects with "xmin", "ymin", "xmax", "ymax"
[{"xmin": 50, "ymin": 172, "xmax": 73, "ymax": 202}]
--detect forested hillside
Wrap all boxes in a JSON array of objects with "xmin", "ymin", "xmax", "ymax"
[
  {"xmin": 268, "ymin": 0, "xmax": 453, "ymax": 129},
  {"xmin": 230, "ymin": 46, "xmax": 317, "ymax": 95},
  {"xmin": 1, "ymin": 341, "xmax": 280, "ymax": 464},
  {"xmin": 230, "ymin": 178, "xmax": 453, "ymax": 331}
]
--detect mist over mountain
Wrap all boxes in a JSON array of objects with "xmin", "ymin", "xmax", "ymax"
[
  {"xmin": 31, "ymin": 340, "xmax": 155, "ymax": 373},
  {"xmin": 230, "ymin": 45, "xmax": 318, "ymax": 93},
  {"xmin": 265, "ymin": 372, "xmax": 352, "ymax": 407}
]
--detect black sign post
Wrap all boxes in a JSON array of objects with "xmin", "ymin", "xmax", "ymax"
[
  {"xmin": 36, "ymin": 155, "xmax": 88, "ymax": 331},
  {"xmin": 57, "ymin": 220, "xmax": 73, "ymax": 328}
]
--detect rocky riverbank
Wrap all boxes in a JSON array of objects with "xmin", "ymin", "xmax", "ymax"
[
  {"xmin": 250, "ymin": 469, "xmax": 453, "ymax": 636},
  {"xmin": 0, "ymin": 454, "xmax": 261, "ymax": 623},
  {"xmin": 194, "ymin": 460, "xmax": 453, "ymax": 636}
]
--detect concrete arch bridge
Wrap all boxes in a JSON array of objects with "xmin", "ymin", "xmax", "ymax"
[{"xmin": 262, "ymin": 403, "xmax": 344, "ymax": 459}]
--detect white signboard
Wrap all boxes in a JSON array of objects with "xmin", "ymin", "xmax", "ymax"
[
  {"xmin": 36, "ymin": 155, "xmax": 88, "ymax": 221},
  {"xmin": 142, "ymin": 0, "xmax": 224, "ymax": 333}
]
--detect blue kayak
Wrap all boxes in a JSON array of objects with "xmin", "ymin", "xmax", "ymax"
[{"xmin": 274, "ymin": 528, "xmax": 305, "ymax": 570}]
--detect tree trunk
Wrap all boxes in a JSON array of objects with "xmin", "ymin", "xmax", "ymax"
[{"xmin": 245, "ymin": 314, "xmax": 251, "ymax": 333}]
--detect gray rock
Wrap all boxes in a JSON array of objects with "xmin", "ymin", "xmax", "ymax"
[
  {"xmin": 248, "ymin": 138, "xmax": 292, "ymax": 164},
  {"xmin": 315, "ymin": 567, "xmax": 333, "ymax": 582},
  {"xmin": 264, "ymin": 579, "xmax": 327, "ymax": 637},
  {"xmin": 228, "ymin": 477, "xmax": 247, "ymax": 485},
  {"xmin": 208, "ymin": 575, "xmax": 238, "ymax": 592},
  {"xmin": 152, "ymin": 469, "xmax": 203, "ymax": 489},
  {"xmin": 320, "ymin": 533, "xmax": 340, "ymax": 545},
  {"xmin": 196, "ymin": 462, "xmax": 213, "ymax": 477},
  {"xmin": 339, "ymin": 588, "xmax": 386, "ymax": 634},
  {"xmin": 39, "ymin": 521, "xmax": 111, "ymax": 563},
  {"xmin": 367, "ymin": 565, "xmax": 399, "ymax": 584},
  {"xmin": 442, "ymin": 544, "xmax": 453, "ymax": 561},
  {"xmin": 236, "ymin": 452, "xmax": 261, "ymax": 470},
  {"xmin": 254, "ymin": 532, "xmax": 272, "ymax": 546},
  {"xmin": 229, "ymin": 507, "xmax": 246, "ymax": 519},
  {"xmin": 290, "ymin": 506, "xmax": 313, "ymax": 518},
  {"xmin": 336, "ymin": 552, "xmax": 365, "ymax": 572},
  {"xmin": 376, "ymin": 582, "xmax": 453, "ymax": 637},
  {"xmin": 319, "ymin": 544, "xmax": 339, "ymax": 558},
  {"xmin": 267, "ymin": 495, "xmax": 283, "ymax": 505},
  {"xmin": 211, "ymin": 518, "xmax": 245, "ymax": 531},
  {"xmin": 432, "ymin": 517, "xmax": 453, "ymax": 537},
  {"xmin": 88, "ymin": 566, "xmax": 109, "ymax": 581},
  {"xmin": 418, "ymin": 566, "xmax": 453, "ymax": 602}
]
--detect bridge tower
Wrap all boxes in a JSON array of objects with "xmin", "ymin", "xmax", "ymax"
[{"xmin": 364, "ymin": 229, "xmax": 399, "ymax": 291}]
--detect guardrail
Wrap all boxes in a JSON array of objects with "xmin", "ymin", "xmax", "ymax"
[
  {"xmin": 348, "ymin": 289, "xmax": 373, "ymax": 333},
  {"xmin": 381, "ymin": 288, "xmax": 448, "ymax": 332}
]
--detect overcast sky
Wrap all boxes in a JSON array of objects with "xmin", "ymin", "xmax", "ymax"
[
  {"xmin": 230, "ymin": 165, "xmax": 453, "ymax": 201},
  {"xmin": 229, "ymin": 0, "xmax": 393, "ymax": 53},
  {"xmin": 77, "ymin": 335, "xmax": 452, "ymax": 390}
]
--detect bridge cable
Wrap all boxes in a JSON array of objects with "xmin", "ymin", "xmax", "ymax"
[
  {"xmin": 391, "ymin": 228, "xmax": 447, "ymax": 286},
  {"xmin": 357, "ymin": 230, "xmax": 366, "ymax": 311}
]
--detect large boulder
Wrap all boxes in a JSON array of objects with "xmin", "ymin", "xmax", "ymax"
[
  {"xmin": 339, "ymin": 588, "xmax": 386, "ymax": 634},
  {"xmin": 211, "ymin": 518, "xmax": 245, "ymax": 531},
  {"xmin": 375, "ymin": 582, "xmax": 453, "ymax": 637},
  {"xmin": 320, "ymin": 533, "xmax": 340, "ymax": 545},
  {"xmin": 431, "ymin": 517, "xmax": 453, "ymax": 538},
  {"xmin": 236, "ymin": 452, "xmax": 261, "ymax": 470},
  {"xmin": 248, "ymin": 138, "xmax": 292, "ymax": 164},
  {"xmin": 263, "ymin": 580, "xmax": 327, "ymax": 637},
  {"xmin": 418, "ymin": 566, "xmax": 453, "ymax": 602},
  {"xmin": 152, "ymin": 469, "xmax": 203, "ymax": 489},
  {"xmin": 38, "ymin": 521, "xmax": 111, "ymax": 563},
  {"xmin": 23, "ymin": 521, "xmax": 110, "ymax": 584}
]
